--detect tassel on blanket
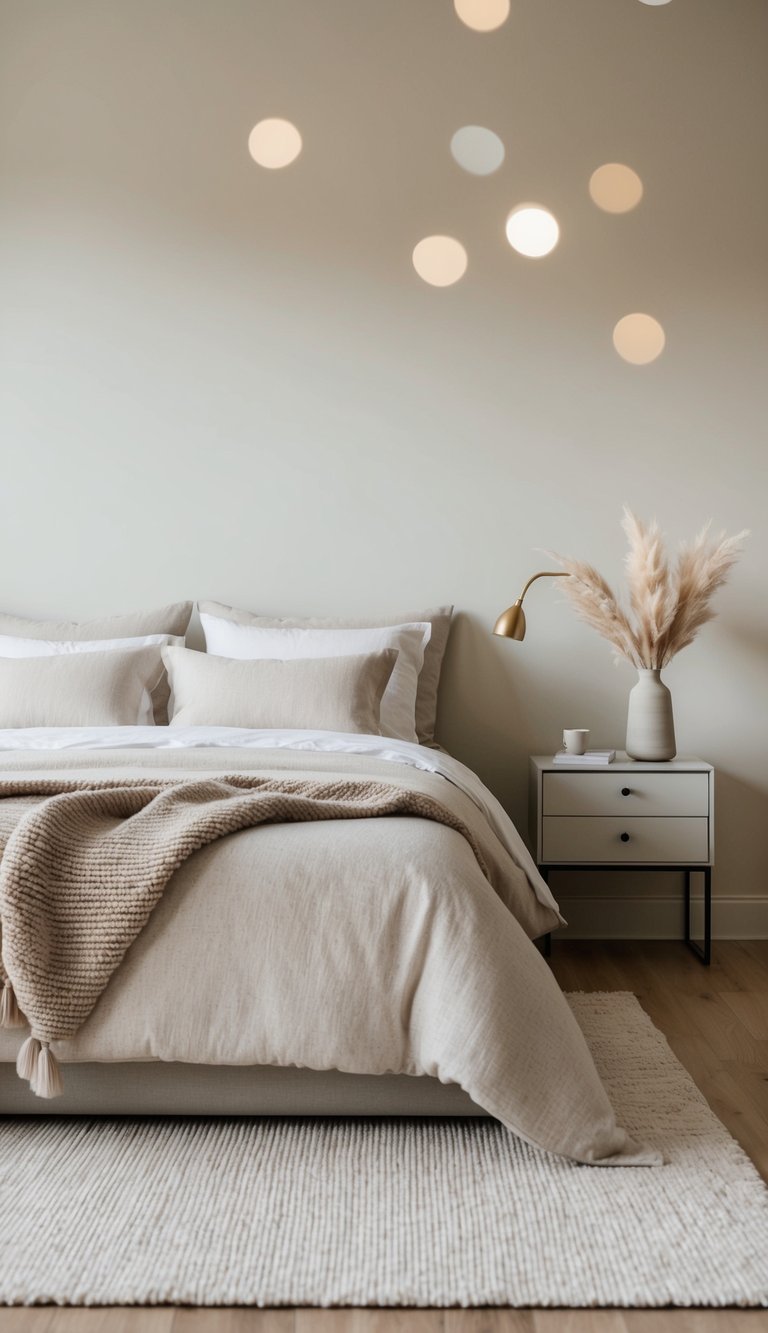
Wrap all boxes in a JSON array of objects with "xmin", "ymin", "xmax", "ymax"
[
  {"xmin": 35, "ymin": 1043, "xmax": 63, "ymax": 1099},
  {"xmin": 16, "ymin": 1035, "xmax": 41, "ymax": 1082},
  {"xmin": 16, "ymin": 1037, "xmax": 63, "ymax": 1098},
  {"xmin": 1, "ymin": 980, "xmax": 25, "ymax": 1029}
]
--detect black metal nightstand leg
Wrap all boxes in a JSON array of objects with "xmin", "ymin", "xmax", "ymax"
[{"xmin": 685, "ymin": 867, "xmax": 712, "ymax": 966}]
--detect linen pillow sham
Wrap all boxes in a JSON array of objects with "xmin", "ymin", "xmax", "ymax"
[
  {"xmin": 0, "ymin": 647, "xmax": 167, "ymax": 728},
  {"xmin": 0, "ymin": 602, "xmax": 193, "ymax": 641},
  {"xmin": 163, "ymin": 645, "xmax": 397, "ymax": 734},
  {"xmin": 199, "ymin": 602, "xmax": 453, "ymax": 746},
  {"xmin": 0, "ymin": 603, "xmax": 192, "ymax": 725},
  {"xmin": 0, "ymin": 632, "xmax": 183, "ymax": 725},
  {"xmin": 200, "ymin": 614, "xmax": 429, "ymax": 744}
]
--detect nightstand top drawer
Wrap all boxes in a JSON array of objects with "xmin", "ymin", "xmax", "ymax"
[
  {"xmin": 542, "ymin": 771, "xmax": 710, "ymax": 818},
  {"xmin": 542, "ymin": 815, "xmax": 710, "ymax": 865}
]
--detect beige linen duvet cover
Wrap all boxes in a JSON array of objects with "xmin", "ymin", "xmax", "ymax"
[{"xmin": 0, "ymin": 739, "xmax": 659, "ymax": 1166}]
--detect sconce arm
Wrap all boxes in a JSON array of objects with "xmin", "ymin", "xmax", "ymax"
[{"xmin": 517, "ymin": 570, "xmax": 570, "ymax": 605}]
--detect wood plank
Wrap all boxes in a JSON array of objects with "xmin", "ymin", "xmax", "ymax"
[
  {"xmin": 0, "ymin": 1312, "xmax": 55, "ymax": 1333},
  {"xmin": 624, "ymin": 1315, "xmax": 768, "ymax": 1332},
  {"xmin": 48, "ymin": 1313, "xmax": 176, "ymax": 1333},
  {"xmin": 1, "ymin": 1311, "xmax": 767, "ymax": 1333},
  {"xmin": 721, "ymin": 1056, "xmax": 768, "ymax": 1127},
  {"xmin": 670, "ymin": 991, "xmax": 765, "ymax": 1066},
  {"xmin": 174, "ymin": 1311, "xmax": 294, "ymax": 1333},
  {"xmin": 445, "ymin": 1312, "xmax": 534, "ymax": 1332},
  {"xmin": 720, "ymin": 990, "xmax": 768, "ymax": 1041},
  {"xmin": 296, "ymin": 1312, "xmax": 443, "ymax": 1333},
  {"xmin": 717, "ymin": 941, "xmax": 768, "ymax": 995},
  {"xmin": 635, "ymin": 942, "xmax": 733, "ymax": 996},
  {"xmin": 533, "ymin": 1313, "xmax": 629, "ymax": 1333}
]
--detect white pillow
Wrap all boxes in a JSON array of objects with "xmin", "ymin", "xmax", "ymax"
[
  {"xmin": 0, "ymin": 633, "xmax": 183, "ymax": 725},
  {"xmin": 200, "ymin": 615, "xmax": 431, "ymax": 744},
  {"xmin": 0, "ymin": 632, "xmax": 181, "ymax": 658}
]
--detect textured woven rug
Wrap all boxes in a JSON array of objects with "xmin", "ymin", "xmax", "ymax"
[{"xmin": 1, "ymin": 993, "xmax": 767, "ymax": 1308}]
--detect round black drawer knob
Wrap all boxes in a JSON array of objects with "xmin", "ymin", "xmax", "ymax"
[
  {"xmin": 621, "ymin": 787, "xmax": 631, "ymax": 796},
  {"xmin": 620, "ymin": 832, "xmax": 630, "ymax": 842}
]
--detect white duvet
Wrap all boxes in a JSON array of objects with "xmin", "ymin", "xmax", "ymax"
[
  {"xmin": 0, "ymin": 727, "xmax": 658, "ymax": 1165},
  {"xmin": 0, "ymin": 726, "xmax": 559, "ymax": 914}
]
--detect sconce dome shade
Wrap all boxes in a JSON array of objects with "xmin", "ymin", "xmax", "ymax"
[{"xmin": 493, "ymin": 601, "xmax": 526, "ymax": 640}]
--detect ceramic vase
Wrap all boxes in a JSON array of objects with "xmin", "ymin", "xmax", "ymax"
[{"xmin": 625, "ymin": 668, "xmax": 676, "ymax": 761}]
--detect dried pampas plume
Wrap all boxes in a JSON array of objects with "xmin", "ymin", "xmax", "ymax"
[{"xmin": 547, "ymin": 508, "xmax": 748, "ymax": 670}]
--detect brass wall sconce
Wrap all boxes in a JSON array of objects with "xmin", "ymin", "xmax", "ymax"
[{"xmin": 493, "ymin": 571, "xmax": 570, "ymax": 641}]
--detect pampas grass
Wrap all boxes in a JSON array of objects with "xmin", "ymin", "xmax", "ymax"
[{"xmin": 548, "ymin": 509, "xmax": 748, "ymax": 670}]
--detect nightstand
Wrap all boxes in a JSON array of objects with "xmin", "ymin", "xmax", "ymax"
[{"xmin": 529, "ymin": 753, "xmax": 714, "ymax": 965}]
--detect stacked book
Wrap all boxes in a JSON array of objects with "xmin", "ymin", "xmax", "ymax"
[{"xmin": 553, "ymin": 750, "xmax": 616, "ymax": 765}]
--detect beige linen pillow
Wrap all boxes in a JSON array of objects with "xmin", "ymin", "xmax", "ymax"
[
  {"xmin": 0, "ymin": 601, "xmax": 193, "ymax": 641},
  {"xmin": 163, "ymin": 646, "xmax": 397, "ymax": 734},
  {"xmin": 0, "ymin": 602, "xmax": 193, "ymax": 724},
  {"xmin": 0, "ymin": 647, "xmax": 167, "ymax": 728},
  {"xmin": 198, "ymin": 602, "xmax": 453, "ymax": 746}
]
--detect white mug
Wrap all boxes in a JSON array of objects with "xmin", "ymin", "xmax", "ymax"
[{"xmin": 562, "ymin": 729, "xmax": 590, "ymax": 755}]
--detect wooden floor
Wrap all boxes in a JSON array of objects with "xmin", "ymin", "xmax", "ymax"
[{"xmin": 1, "ymin": 940, "xmax": 766, "ymax": 1333}]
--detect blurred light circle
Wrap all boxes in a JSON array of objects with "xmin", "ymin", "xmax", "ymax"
[
  {"xmin": 412, "ymin": 236, "xmax": 468, "ymax": 287},
  {"xmin": 248, "ymin": 119, "xmax": 302, "ymax": 169},
  {"xmin": 505, "ymin": 205, "xmax": 559, "ymax": 257},
  {"xmin": 454, "ymin": 0, "xmax": 511, "ymax": 32},
  {"xmin": 637, "ymin": 0, "xmax": 672, "ymax": 6},
  {"xmin": 450, "ymin": 126, "xmax": 505, "ymax": 176},
  {"xmin": 589, "ymin": 163, "xmax": 643, "ymax": 213},
  {"xmin": 613, "ymin": 313, "xmax": 666, "ymax": 364}
]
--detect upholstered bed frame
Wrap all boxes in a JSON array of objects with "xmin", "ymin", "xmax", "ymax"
[{"xmin": 0, "ymin": 1064, "xmax": 487, "ymax": 1117}]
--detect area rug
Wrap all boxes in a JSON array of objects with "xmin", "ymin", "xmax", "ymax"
[{"xmin": 1, "ymin": 993, "xmax": 766, "ymax": 1308}]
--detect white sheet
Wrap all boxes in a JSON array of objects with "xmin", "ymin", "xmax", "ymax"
[{"xmin": 0, "ymin": 726, "xmax": 559, "ymax": 914}]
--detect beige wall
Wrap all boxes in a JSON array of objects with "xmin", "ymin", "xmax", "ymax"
[{"xmin": 1, "ymin": 0, "xmax": 766, "ymax": 934}]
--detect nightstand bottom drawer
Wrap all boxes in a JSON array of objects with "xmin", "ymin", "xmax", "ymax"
[{"xmin": 542, "ymin": 816, "xmax": 709, "ymax": 864}]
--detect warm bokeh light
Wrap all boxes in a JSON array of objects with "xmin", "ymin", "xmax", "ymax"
[
  {"xmin": 248, "ymin": 119, "xmax": 302, "ymax": 169},
  {"xmin": 450, "ymin": 126, "xmax": 505, "ymax": 176},
  {"xmin": 505, "ymin": 206, "xmax": 559, "ymax": 258},
  {"xmin": 412, "ymin": 236, "xmax": 468, "ymax": 287},
  {"xmin": 454, "ymin": 0, "xmax": 511, "ymax": 32},
  {"xmin": 613, "ymin": 314, "xmax": 666, "ymax": 364},
  {"xmin": 589, "ymin": 163, "xmax": 644, "ymax": 213}
]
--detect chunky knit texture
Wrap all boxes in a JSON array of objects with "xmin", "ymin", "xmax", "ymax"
[{"xmin": 0, "ymin": 773, "xmax": 486, "ymax": 1050}]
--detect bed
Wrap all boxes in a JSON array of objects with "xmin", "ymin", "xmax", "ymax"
[
  {"xmin": 0, "ymin": 601, "xmax": 658, "ymax": 1165},
  {"xmin": 0, "ymin": 725, "xmax": 658, "ymax": 1166}
]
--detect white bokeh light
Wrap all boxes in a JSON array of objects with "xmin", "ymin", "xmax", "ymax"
[
  {"xmin": 454, "ymin": 0, "xmax": 511, "ymax": 32},
  {"xmin": 248, "ymin": 119, "xmax": 302, "ymax": 169},
  {"xmin": 412, "ymin": 236, "xmax": 468, "ymax": 287},
  {"xmin": 613, "ymin": 314, "xmax": 666, "ymax": 364},
  {"xmin": 505, "ymin": 205, "xmax": 559, "ymax": 258},
  {"xmin": 450, "ymin": 126, "xmax": 505, "ymax": 176}
]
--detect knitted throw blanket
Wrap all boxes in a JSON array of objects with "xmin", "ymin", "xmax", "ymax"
[{"xmin": 0, "ymin": 774, "xmax": 488, "ymax": 1098}]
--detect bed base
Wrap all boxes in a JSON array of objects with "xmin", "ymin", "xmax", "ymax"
[{"xmin": 0, "ymin": 1062, "xmax": 488, "ymax": 1117}]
